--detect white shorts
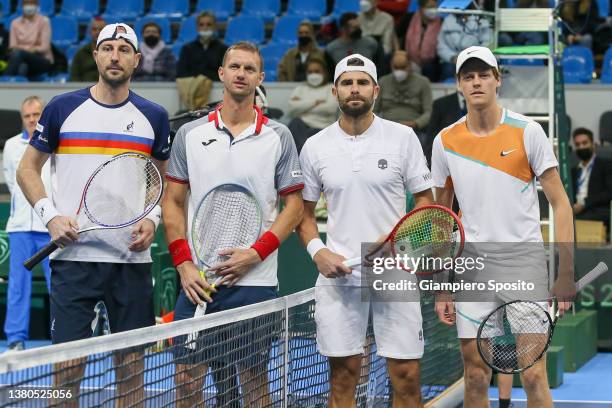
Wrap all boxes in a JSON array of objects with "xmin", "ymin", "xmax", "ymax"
[{"xmin": 314, "ymin": 285, "xmax": 424, "ymax": 359}]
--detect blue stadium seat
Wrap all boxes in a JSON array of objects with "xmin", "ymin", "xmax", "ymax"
[
  {"xmin": 135, "ymin": 17, "xmax": 172, "ymax": 44},
  {"xmin": 0, "ymin": 75, "xmax": 28, "ymax": 82},
  {"xmin": 331, "ymin": 0, "xmax": 360, "ymax": 19},
  {"xmin": 60, "ymin": 0, "xmax": 99, "ymax": 23},
  {"xmin": 148, "ymin": 0, "xmax": 189, "ymax": 21},
  {"xmin": 1, "ymin": 1, "xmax": 12, "ymax": 17},
  {"xmin": 286, "ymin": 0, "xmax": 326, "ymax": 21},
  {"xmin": 408, "ymin": 0, "xmax": 419, "ymax": 12},
  {"xmin": 270, "ymin": 15, "xmax": 303, "ymax": 47},
  {"xmin": 102, "ymin": 0, "xmax": 144, "ymax": 22},
  {"xmin": 562, "ymin": 45, "xmax": 593, "ymax": 84},
  {"xmin": 16, "ymin": 0, "xmax": 55, "ymax": 16},
  {"xmin": 224, "ymin": 15, "xmax": 265, "ymax": 45},
  {"xmin": 65, "ymin": 44, "xmax": 80, "ymax": 64},
  {"xmin": 172, "ymin": 42, "xmax": 185, "ymax": 59},
  {"xmin": 51, "ymin": 15, "xmax": 78, "ymax": 51},
  {"xmin": 241, "ymin": 0, "xmax": 280, "ymax": 23},
  {"xmin": 177, "ymin": 15, "xmax": 197, "ymax": 43},
  {"xmin": 597, "ymin": 0, "xmax": 610, "ymax": 16},
  {"xmin": 261, "ymin": 43, "xmax": 290, "ymax": 81},
  {"xmin": 195, "ymin": 0, "xmax": 235, "ymax": 22},
  {"xmin": 601, "ymin": 47, "xmax": 612, "ymax": 84}
]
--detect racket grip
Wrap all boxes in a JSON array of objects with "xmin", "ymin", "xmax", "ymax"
[
  {"xmin": 576, "ymin": 262, "xmax": 608, "ymax": 291},
  {"xmin": 343, "ymin": 257, "xmax": 362, "ymax": 268},
  {"xmin": 24, "ymin": 241, "xmax": 59, "ymax": 271}
]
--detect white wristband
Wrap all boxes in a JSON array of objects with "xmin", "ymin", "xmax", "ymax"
[
  {"xmin": 306, "ymin": 238, "xmax": 327, "ymax": 259},
  {"xmin": 33, "ymin": 197, "xmax": 60, "ymax": 227},
  {"xmin": 145, "ymin": 205, "xmax": 162, "ymax": 230}
]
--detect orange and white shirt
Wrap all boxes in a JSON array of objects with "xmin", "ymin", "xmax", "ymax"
[{"xmin": 431, "ymin": 108, "xmax": 558, "ymax": 242}]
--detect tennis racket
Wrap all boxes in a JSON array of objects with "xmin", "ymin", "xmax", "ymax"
[
  {"xmin": 477, "ymin": 261, "xmax": 608, "ymax": 374},
  {"xmin": 342, "ymin": 204, "xmax": 465, "ymax": 275},
  {"xmin": 24, "ymin": 152, "xmax": 163, "ymax": 270}
]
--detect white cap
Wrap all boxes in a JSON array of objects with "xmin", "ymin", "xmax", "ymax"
[
  {"xmin": 96, "ymin": 23, "xmax": 139, "ymax": 51},
  {"xmin": 455, "ymin": 46, "xmax": 498, "ymax": 74},
  {"xmin": 334, "ymin": 54, "xmax": 378, "ymax": 84}
]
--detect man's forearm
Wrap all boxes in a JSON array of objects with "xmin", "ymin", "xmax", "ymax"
[
  {"xmin": 269, "ymin": 192, "xmax": 304, "ymax": 243},
  {"xmin": 295, "ymin": 209, "xmax": 321, "ymax": 248},
  {"xmin": 553, "ymin": 200, "xmax": 575, "ymax": 280},
  {"xmin": 16, "ymin": 167, "xmax": 47, "ymax": 207}
]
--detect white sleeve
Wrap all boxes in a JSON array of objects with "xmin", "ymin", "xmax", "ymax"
[
  {"xmin": 299, "ymin": 140, "xmax": 322, "ymax": 202},
  {"xmin": 431, "ymin": 135, "xmax": 450, "ymax": 188},
  {"xmin": 402, "ymin": 130, "xmax": 433, "ymax": 194},
  {"xmin": 2, "ymin": 142, "xmax": 15, "ymax": 195},
  {"xmin": 525, "ymin": 122, "xmax": 558, "ymax": 177}
]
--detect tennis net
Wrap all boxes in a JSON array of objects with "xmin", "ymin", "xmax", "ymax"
[{"xmin": 0, "ymin": 288, "xmax": 463, "ymax": 407}]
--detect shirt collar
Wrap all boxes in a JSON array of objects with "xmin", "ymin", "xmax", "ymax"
[
  {"xmin": 208, "ymin": 103, "xmax": 268, "ymax": 136},
  {"xmin": 578, "ymin": 154, "xmax": 596, "ymax": 170},
  {"xmin": 336, "ymin": 114, "xmax": 379, "ymax": 140}
]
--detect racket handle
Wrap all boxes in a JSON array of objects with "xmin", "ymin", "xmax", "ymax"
[
  {"xmin": 24, "ymin": 241, "xmax": 59, "ymax": 271},
  {"xmin": 576, "ymin": 262, "xmax": 608, "ymax": 291},
  {"xmin": 343, "ymin": 257, "xmax": 362, "ymax": 268}
]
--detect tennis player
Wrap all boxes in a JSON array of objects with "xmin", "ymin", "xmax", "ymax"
[
  {"xmin": 17, "ymin": 23, "xmax": 170, "ymax": 407},
  {"xmin": 431, "ymin": 46, "xmax": 575, "ymax": 408},
  {"xmin": 163, "ymin": 41, "xmax": 304, "ymax": 408},
  {"xmin": 296, "ymin": 54, "xmax": 435, "ymax": 407}
]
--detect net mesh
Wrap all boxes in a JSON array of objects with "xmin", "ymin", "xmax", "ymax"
[
  {"xmin": 83, "ymin": 153, "xmax": 162, "ymax": 228},
  {"xmin": 0, "ymin": 289, "xmax": 462, "ymax": 407},
  {"xmin": 478, "ymin": 301, "xmax": 552, "ymax": 373}
]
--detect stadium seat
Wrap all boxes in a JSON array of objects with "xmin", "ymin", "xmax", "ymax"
[
  {"xmin": 601, "ymin": 47, "xmax": 612, "ymax": 84},
  {"xmin": 331, "ymin": 0, "xmax": 360, "ymax": 19},
  {"xmin": 1, "ymin": 1, "xmax": 11, "ymax": 17},
  {"xmin": 408, "ymin": 0, "xmax": 419, "ymax": 12},
  {"xmin": 599, "ymin": 111, "xmax": 612, "ymax": 145},
  {"xmin": 0, "ymin": 76, "xmax": 28, "ymax": 82},
  {"xmin": 270, "ymin": 15, "xmax": 303, "ymax": 47},
  {"xmin": 135, "ymin": 17, "xmax": 172, "ymax": 44},
  {"xmin": 597, "ymin": 0, "xmax": 610, "ymax": 17},
  {"xmin": 261, "ymin": 43, "xmax": 290, "ymax": 81},
  {"xmin": 224, "ymin": 15, "xmax": 265, "ymax": 45},
  {"xmin": 15, "ymin": 0, "xmax": 55, "ymax": 16},
  {"xmin": 195, "ymin": 0, "xmax": 235, "ymax": 22},
  {"xmin": 65, "ymin": 44, "xmax": 80, "ymax": 64},
  {"xmin": 60, "ymin": 0, "xmax": 99, "ymax": 23},
  {"xmin": 286, "ymin": 0, "xmax": 326, "ymax": 21},
  {"xmin": 561, "ymin": 45, "xmax": 593, "ymax": 84},
  {"xmin": 51, "ymin": 15, "xmax": 79, "ymax": 51},
  {"xmin": 148, "ymin": 0, "xmax": 189, "ymax": 21},
  {"xmin": 102, "ymin": 0, "xmax": 144, "ymax": 22},
  {"xmin": 177, "ymin": 15, "xmax": 197, "ymax": 43},
  {"xmin": 241, "ymin": 0, "xmax": 280, "ymax": 23}
]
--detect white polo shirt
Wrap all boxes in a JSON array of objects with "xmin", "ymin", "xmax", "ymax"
[
  {"xmin": 166, "ymin": 105, "xmax": 304, "ymax": 286},
  {"xmin": 300, "ymin": 115, "xmax": 433, "ymax": 287}
]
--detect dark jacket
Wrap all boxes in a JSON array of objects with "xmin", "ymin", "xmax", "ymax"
[
  {"xmin": 133, "ymin": 46, "xmax": 176, "ymax": 82},
  {"xmin": 571, "ymin": 156, "xmax": 612, "ymax": 212},
  {"xmin": 424, "ymin": 92, "xmax": 464, "ymax": 164},
  {"xmin": 176, "ymin": 38, "xmax": 228, "ymax": 81},
  {"xmin": 70, "ymin": 43, "xmax": 98, "ymax": 82}
]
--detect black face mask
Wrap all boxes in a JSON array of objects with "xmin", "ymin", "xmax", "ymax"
[
  {"xmin": 144, "ymin": 35, "xmax": 160, "ymax": 47},
  {"xmin": 298, "ymin": 36, "xmax": 311, "ymax": 47},
  {"xmin": 349, "ymin": 28, "xmax": 362, "ymax": 40},
  {"xmin": 576, "ymin": 147, "xmax": 593, "ymax": 161}
]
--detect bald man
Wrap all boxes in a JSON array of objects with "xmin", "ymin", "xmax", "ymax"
[{"xmin": 374, "ymin": 50, "xmax": 433, "ymax": 136}]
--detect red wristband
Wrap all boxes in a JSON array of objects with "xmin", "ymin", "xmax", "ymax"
[
  {"xmin": 168, "ymin": 239, "xmax": 192, "ymax": 267},
  {"xmin": 251, "ymin": 231, "xmax": 280, "ymax": 261}
]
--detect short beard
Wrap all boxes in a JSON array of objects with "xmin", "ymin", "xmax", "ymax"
[
  {"xmin": 339, "ymin": 97, "xmax": 373, "ymax": 118},
  {"xmin": 100, "ymin": 70, "xmax": 131, "ymax": 88}
]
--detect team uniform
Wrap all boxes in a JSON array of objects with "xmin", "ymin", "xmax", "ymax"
[
  {"xmin": 167, "ymin": 104, "xmax": 304, "ymax": 326},
  {"xmin": 29, "ymin": 87, "xmax": 170, "ymax": 343},
  {"xmin": 2, "ymin": 132, "xmax": 52, "ymax": 346},
  {"xmin": 431, "ymin": 108, "xmax": 558, "ymax": 338},
  {"xmin": 300, "ymin": 115, "xmax": 433, "ymax": 359}
]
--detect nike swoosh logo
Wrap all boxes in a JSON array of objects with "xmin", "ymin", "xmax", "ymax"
[
  {"xmin": 500, "ymin": 149, "xmax": 517, "ymax": 157},
  {"xmin": 467, "ymin": 50, "xmax": 478, "ymax": 54},
  {"xmin": 202, "ymin": 139, "xmax": 217, "ymax": 146}
]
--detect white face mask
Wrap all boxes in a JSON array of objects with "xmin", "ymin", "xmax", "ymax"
[
  {"xmin": 23, "ymin": 5, "xmax": 39, "ymax": 16},
  {"xmin": 359, "ymin": 0, "xmax": 373, "ymax": 12},
  {"xmin": 307, "ymin": 73, "xmax": 324, "ymax": 87},
  {"xmin": 392, "ymin": 70, "xmax": 408, "ymax": 82},
  {"xmin": 423, "ymin": 8, "xmax": 438, "ymax": 19},
  {"xmin": 198, "ymin": 30, "xmax": 214, "ymax": 40}
]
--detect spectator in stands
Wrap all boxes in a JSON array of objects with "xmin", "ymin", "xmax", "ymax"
[
  {"xmin": 358, "ymin": 0, "xmax": 397, "ymax": 55},
  {"xmin": 561, "ymin": 0, "xmax": 600, "ymax": 49},
  {"xmin": 70, "ymin": 17, "xmax": 105, "ymax": 82},
  {"xmin": 424, "ymin": 91, "xmax": 465, "ymax": 163},
  {"xmin": 287, "ymin": 57, "xmax": 337, "ymax": 153},
  {"xmin": 325, "ymin": 13, "xmax": 385, "ymax": 75},
  {"xmin": 374, "ymin": 50, "xmax": 432, "ymax": 138},
  {"xmin": 2, "ymin": 96, "xmax": 51, "ymax": 352},
  {"xmin": 571, "ymin": 127, "xmax": 612, "ymax": 229},
  {"xmin": 134, "ymin": 22, "xmax": 176, "ymax": 81},
  {"xmin": 437, "ymin": 12, "xmax": 492, "ymax": 80},
  {"xmin": 277, "ymin": 21, "xmax": 324, "ymax": 82},
  {"xmin": 177, "ymin": 11, "xmax": 227, "ymax": 81},
  {"xmin": 5, "ymin": 0, "xmax": 53, "ymax": 79},
  {"xmin": 404, "ymin": 0, "xmax": 442, "ymax": 81}
]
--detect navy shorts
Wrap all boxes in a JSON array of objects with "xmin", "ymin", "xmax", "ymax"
[
  {"xmin": 49, "ymin": 260, "xmax": 155, "ymax": 344},
  {"xmin": 172, "ymin": 285, "xmax": 278, "ymax": 366}
]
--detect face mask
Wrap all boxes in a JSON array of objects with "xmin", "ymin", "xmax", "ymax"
[
  {"xmin": 423, "ymin": 8, "xmax": 438, "ymax": 19},
  {"xmin": 576, "ymin": 147, "xmax": 593, "ymax": 161},
  {"xmin": 349, "ymin": 28, "xmax": 362, "ymax": 40},
  {"xmin": 307, "ymin": 73, "xmax": 324, "ymax": 87},
  {"xmin": 23, "ymin": 5, "xmax": 38, "ymax": 16},
  {"xmin": 298, "ymin": 36, "xmax": 312, "ymax": 47},
  {"xmin": 199, "ymin": 30, "xmax": 214, "ymax": 40},
  {"xmin": 359, "ymin": 0, "xmax": 373, "ymax": 12},
  {"xmin": 144, "ymin": 35, "xmax": 160, "ymax": 47},
  {"xmin": 392, "ymin": 70, "xmax": 408, "ymax": 82}
]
